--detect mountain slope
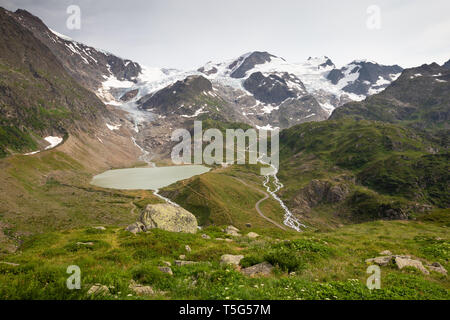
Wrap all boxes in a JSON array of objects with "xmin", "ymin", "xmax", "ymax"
[
  {"xmin": 330, "ymin": 62, "xmax": 450, "ymax": 141},
  {"xmin": 0, "ymin": 8, "xmax": 109, "ymax": 156},
  {"xmin": 11, "ymin": 9, "xmax": 141, "ymax": 99}
]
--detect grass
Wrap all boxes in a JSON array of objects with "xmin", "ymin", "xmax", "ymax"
[{"xmin": 0, "ymin": 218, "xmax": 448, "ymax": 300}]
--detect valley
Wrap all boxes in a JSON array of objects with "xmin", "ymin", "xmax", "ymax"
[{"xmin": 0, "ymin": 6, "xmax": 448, "ymax": 301}]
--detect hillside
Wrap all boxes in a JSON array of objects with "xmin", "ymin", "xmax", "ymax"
[
  {"xmin": 0, "ymin": 8, "xmax": 113, "ymax": 156},
  {"xmin": 330, "ymin": 62, "xmax": 450, "ymax": 147}
]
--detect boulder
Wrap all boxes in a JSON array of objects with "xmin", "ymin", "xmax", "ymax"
[
  {"xmin": 220, "ymin": 254, "xmax": 244, "ymax": 266},
  {"xmin": 225, "ymin": 225, "xmax": 241, "ymax": 237},
  {"xmin": 427, "ymin": 262, "xmax": 447, "ymax": 275},
  {"xmin": 395, "ymin": 257, "xmax": 429, "ymax": 275},
  {"xmin": 87, "ymin": 284, "xmax": 110, "ymax": 296},
  {"xmin": 125, "ymin": 221, "xmax": 145, "ymax": 235},
  {"xmin": 93, "ymin": 226, "xmax": 106, "ymax": 230},
  {"xmin": 174, "ymin": 260, "xmax": 197, "ymax": 266},
  {"xmin": 129, "ymin": 280, "xmax": 154, "ymax": 296},
  {"xmin": 379, "ymin": 250, "xmax": 392, "ymax": 256},
  {"xmin": 179, "ymin": 254, "xmax": 186, "ymax": 260},
  {"xmin": 158, "ymin": 266, "xmax": 173, "ymax": 275},
  {"xmin": 201, "ymin": 234, "xmax": 211, "ymax": 239},
  {"xmin": 185, "ymin": 245, "xmax": 192, "ymax": 253},
  {"xmin": 365, "ymin": 256, "xmax": 393, "ymax": 266},
  {"xmin": 241, "ymin": 262, "xmax": 273, "ymax": 277},
  {"xmin": 247, "ymin": 232, "xmax": 259, "ymax": 239},
  {"xmin": 126, "ymin": 204, "xmax": 198, "ymax": 234}
]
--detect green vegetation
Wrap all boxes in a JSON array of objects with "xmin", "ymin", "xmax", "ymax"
[{"xmin": 0, "ymin": 218, "xmax": 448, "ymax": 300}]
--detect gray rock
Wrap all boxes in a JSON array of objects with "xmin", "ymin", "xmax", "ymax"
[
  {"xmin": 220, "ymin": 254, "xmax": 244, "ymax": 266},
  {"xmin": 185, "ymin": 245, "xmax": 191, "ymax": 253},
  {"xmin": 126, "ymin": 204, "xmax": 198, "ymax": 234},
  {"xmin": 179, "ymin": 254, "xmax": 186, "ymax": 260},
  {"xmin": 365, "ymin": 256, "xmax": 393, "ymax": 266},
  {"xmin": 162, "ymin": 261, "xmax": 171, "ymax": 267},
  {"xmin": 395, "ymin": 257, "xmax": 429, "ymax": 275},
  {"xmin": 125, "ymin": 221, "xmax": 145, "ymax": 234},
  {"xmin": 87, "ymin": 284, "xmax": 110, "ymax": 296},
  {"xmin": 158, "ymin": 266, "xmax": 173, "ymax": 275},
  {"xmin": 241, "ymin": 262, "xmax": 273, "ymax": 277},
  {"xmin": 247, "ymin": 232, "xmax": 259, "ymax": 239},
  {"xmin": 93, "ymin": 226, "xmax": 106, "ymax": 230},
  {"xmin": 201, "ymin": 234, "xmax": 211, "ymax": 239},
  {"xmin": 0, "ymin": 261, "xmax": 20, "ymax": 266},
  {"xmin": 379, "ymin": 250, "xmax": 392, "ymax": 256},
  {"xmin": 225, "ymin": 225, "xmax": 241, "ymax": 237},
  {"xmin": 128, "ymin": 280, "xmax": 154, "ymax": 296},
  {"xmin": 427, "ymin": 262, "xmax": 447, "ymax": 275},
  {"xmin": 174, "ymin": 260, "xmax": 197, "ymax": 266}
]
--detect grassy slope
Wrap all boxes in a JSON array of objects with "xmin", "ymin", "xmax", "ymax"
[
  {"xmin": 0, "ymin": 148, "xmax": 162, "ymax": 253},
  {"xmin": 277, "ymin": 119, "xmax": 448, "ymax": 226},
  {"xmin": 0, "ymin": 217, "xmax": 448, "ymax": 299},
  {"xmin": 160, "ymin": 165, "xmax": 286, "ymax": 229}
]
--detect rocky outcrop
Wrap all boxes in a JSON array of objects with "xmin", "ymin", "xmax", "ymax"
[
  {"xmin": 120, "ymin": 89, "xmax": 139, "ymax": 101},
  {"xmin": 126, "ymin": 204, "xmax": 198, "ymax": 234},
  {"xmin": 158, "ymin": 266, "xmax": 173, "ymax": 275},
  {"xmin": 241, "ymin": 262, "xmax": 273, "ymax": 277},
  {"xmin": 243, "ymin": 72, "xmax": 300, "ymax": 104},
  {"xmin": 395, "ymin": 256, "xmax": 429, "ymax": 275},
  {"xmin": 87, "ymin": 284, "xmax": 110, "ymax": 296},
  {"xmin": 230, "ymin": 51, "xmax": 276, "ymax": 78},
  {"xmin": 225, "ymin": 226, "xmax": 241, "ymax": 237},
  {"xmin": 426, "ymin": 262, "xmax": 447, "ymax": 275},
  {"xmin": 365, "ymin": 252, "xmax": 442, "ymax": 275},
  {"xmin": 129, "ymin": 280, "xmax": 154, "ymax": 296},
  {"xmin": 292, "ymin": 179, "xmax": 350, "ymax": 216},
  {"xmin": 326, "ymin": 60, "xmax": 402, "ymax": 96}
]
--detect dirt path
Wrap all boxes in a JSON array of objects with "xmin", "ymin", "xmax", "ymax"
[{"xmin": 233, "ymin": 177, "xmax": 287, "ymax": 231}]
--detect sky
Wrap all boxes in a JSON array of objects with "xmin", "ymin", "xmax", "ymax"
[{"xmin": 1, "ymin": 0, "xmax": 449, "ymax": 70}]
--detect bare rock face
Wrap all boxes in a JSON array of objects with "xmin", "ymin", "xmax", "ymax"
[
  {"xmin": 241, "ymin": 262, "xmax": 274, "ymax": 277},
  {"xmin": 120, "ymin": 89, "xmax": 139, "ymax": 102},
  {"xmin": 292, "ymin": 179, "xmax": 350, "ymax": 216},
  {"xmin": 126, "ymin": 204, "xmax": 198, "ymax": 234}
]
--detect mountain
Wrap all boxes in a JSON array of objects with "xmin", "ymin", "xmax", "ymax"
[
  {"xmin": 109, "ymin": 52, "xmax": 401, "ymax": 133},
  {"xmin": 330, "ymin": 62, "xmax": 450, "ymax": 139},
  {"xmin": 0, "ymin": 8, "xmax": 103, "ymax": 155},
  {"xmin": 0, "ymin": 8, "xmax": 141, "ymax": 166},
  {"xmin": 443, "ymin": 59, "xmax": 450, "ymax": 70},
  {"xmin": 11, "ymin": 9, "xmax": 141, "ymax": 101},
  {"xmin": 326, "ymin": 60, "xmax": 402, "ymax": 97}
]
